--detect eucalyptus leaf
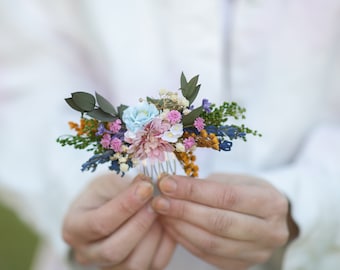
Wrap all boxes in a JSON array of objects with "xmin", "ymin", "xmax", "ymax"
[
  {"xmin": 117, "ymin": 104, "xmax": 128, "ymax": 119},
  {"xmin": 180, "ymin": 72, "xmax": 187, "ymax": 89},
  {"xmin": 72, "ymin": 92, "xmax": 96, "ymax": 112},
  {"xmin": 86, "ymin": 108, "xmax": 117, "ymax": 122},
  {"xmin": 180, "ymin": 74, "xmax": 200, "ymax": 105},
  {"xmin": 95, "ymin": 92, "xmax": 117, "ymax": 115},
  {"xmin": 182, "ymin": 106, "xmax": 203, "ymax": 127},
  {"xmin": 65, "ymin": 98, "xmax": 84, "ymax": 112},
  {"xmin": 188, "ymin": 84, "xmax": 201, "ymax": 105},
  {"xmin": 187, "ymin": 75, "xmax": 199, "ymax": 94}
]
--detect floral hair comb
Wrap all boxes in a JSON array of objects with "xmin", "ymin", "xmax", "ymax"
[{"xmin": 57, "ymin": 73, "xmax": 260, "ymax": 179}]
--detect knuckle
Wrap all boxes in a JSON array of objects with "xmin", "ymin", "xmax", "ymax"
[
  {"xmin": 219, "ymin": 187, "xmax": 238, "ymax": 208},
  {"xmin": 118, "ymin": 199, "xmax": 136, "ymax": 216},
  {"xmin": 200, "ymin": 235, "xmax": 219, "ymax": 253},
  {"xmin": 88, "ymin": 217, "xmax": 112, "ymax": 237},
  {"xmin": 209, "ymin": 211, "xmax": 232, "ymax": 234},
  {"xmin": 131, "ymin": 215, "xmax": 152, "ymax": 234},
  {"xmin": 175, "ymin": 201, "xmax": 188, "ymax": 219},
  {"xmin": 184, "ymin": 180, "xmax": 198, "ymax": 198}
]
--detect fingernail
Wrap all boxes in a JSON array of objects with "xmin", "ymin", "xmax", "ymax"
[
  {"xmin": 137, "ymin": 174, "xmax": 152, "ymax": 182},
  {"xmin": 157, "ymin": 173, "xmax": 169, "ymax": 180},
  {"xmin": 159, "ymin": 177, "xmax": 177, "ymax": 194},
  {"xmin": 135, "ymin": 182, "xmax": 153, "ymax": 200},
  {"xmin": 146, "ymin": 203, "xmax": 155, "ymax": 214},
  {"xmin": 154, "ymin": 197, "xmax": 170, "ymax": 213}
]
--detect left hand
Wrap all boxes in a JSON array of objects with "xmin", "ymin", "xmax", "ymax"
[{"xmin": 152, "ymin": 173, "xmax": 295, "ymax": 270}]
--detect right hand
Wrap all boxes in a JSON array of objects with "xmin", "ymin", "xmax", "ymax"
[{"xmin": 62, "ymin": 174, "xmax": 176, "ymax": 270}]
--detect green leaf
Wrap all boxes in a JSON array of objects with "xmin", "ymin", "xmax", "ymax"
[
  {"xmin": 86, "ymin": 108, "xmax": 117, "ymax": 122},
  {"xmin": 71, "ymin": 92, "xmax": 96, "ymax": 112},
  {"xmin": 95, "ymin": 92, "xmax": 117, "ymax": 115},
  {"xmin": 182, "ymin": 106, "xmax": 203, "ymax": 127},
  {"xmin": 117, "ymin": 104, "xmax": 128, "ymax": 119},
  {"xmin": 146, "ymin": 96, "xmax": 163, "ymax": 109},
  {"xmin": 65, "ymin": 98, "xmax": 84, "ymax": 112},
  {"xmin": 180, "ymin": 72, "xmax": 187, "ymax": 89},
  {"xmin": 180, "ymin": 74, "xmax": 200, "ymax": 106},
  {"xmin": 188, "ymin": 84, "xmax": 200, "ymax": 105}
]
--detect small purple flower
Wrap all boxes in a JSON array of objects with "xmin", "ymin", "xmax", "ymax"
[
  {"xmin": 194, "ymin": 117, "xmax": 205, "ymax": 132},
  {"xmin": 202, "ymin": 99, "xmax": 211, "ymax": 113}
]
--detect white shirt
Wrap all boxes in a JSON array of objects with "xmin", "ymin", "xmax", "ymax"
[{"xmin": 0, "ymin": 1, "xmax": 340, "ymax": 269}]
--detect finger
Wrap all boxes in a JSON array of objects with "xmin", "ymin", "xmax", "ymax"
[
  {"xmin": 152, "ymin": 197, "xmax": 267, "ymax": 241},
  {"xmin": 165, "ymin": 225, "xmax": 252, "ymax": 270},
  {"xmin": 161, "ymin": 217, "xmax": 264, "ymax": 260},
  {"xmin": 121, "ymin": 222, "xmax": 163, "ymax": 270},
  {"xmin": 158, "ymin": 174, "xmax": 274, "ymax": 217},
  {"xmin": 65, "ymin": 177, "xmax": 154, "ymax": 243},
  {"xmin": 81, "ymin": 204, "xmax": 157, "ymax": 267},
  {"xmin": 151, "ymin": 230, "xmax": 177, "ymax": 269}
]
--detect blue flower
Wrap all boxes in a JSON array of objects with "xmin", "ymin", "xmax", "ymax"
[
  {"xmin": 219, "ymin": 140, "xmax": 232, "ymax": 151},
  {"xmin": 122, "ymin": 102, "xmax": 159, "ymax": 132},
  {"xmin": 81, "ymin": 150, "xmax": 113, "ymax": 172},
  {"xmin": 202, "ymin": 99, "xmax": 212, "ymax": 113}
]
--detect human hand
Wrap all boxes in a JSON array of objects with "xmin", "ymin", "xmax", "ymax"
[
  {"xmin": 62, "ymin": 174, "xmax": 176, "ymax": 270},
  {"xmin": 152, "ymin": 174, "xmax": 297, "ymax": 270}
]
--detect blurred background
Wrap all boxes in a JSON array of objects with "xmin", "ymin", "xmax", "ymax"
[{"xmin": 0, "ymin": 202, "xmax": 39, "ymax": 270}]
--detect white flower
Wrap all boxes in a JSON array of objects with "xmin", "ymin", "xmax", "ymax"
[
  {"xmin": 161, "ymin": 123, "xmax": 183, "ymax": 143},
  {"xmin": 183, "ymin": 108, "xmax": 191, "ymax": 115},
  {"xmin": 170, "ymin": 123, "xmax": 183, "ymax": 137},
  {"xmin": 113, "ymin": 153, "xmax": 122, "ymax": 159},
  {"xmin": 170, "ymin": 93, "xmax": 178, "ymax": 102},
  {"xmin": 121, "ymin": 145, "xmax": 129, "ymax": 152},
  {"xmin": 120, "ymin": 163, "xmax": 129, "ymax": 172},
  {"xmin": 175, "ymin": 143, "xmax": 185, "ymax": 152},
  {"xmin": 179, "ymin": 97, "xmax": 189, "ymax": 107},
  {"xmin": 119, "ymin": 156, "xmax": 128, "ymax": 163}
]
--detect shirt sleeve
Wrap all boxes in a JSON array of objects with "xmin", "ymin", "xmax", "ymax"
[{"xmin": 259, "ymin": 124, "xmax": 340, "ymax": 270}]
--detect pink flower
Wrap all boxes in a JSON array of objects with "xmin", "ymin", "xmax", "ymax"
[
  {"xmin": 100, "ymin": 134, "xmax": 111, "ymax": 149},
  {"xmin": 109, "ymin": 119, "xmax": 122, "ymax": 133},
  {"xmin": 110, "ymin": 137, "xmax": 122, "ymax": 152},
  {"xmin": 150, "ymin": 118, "xmax": 171, "ymax": 134},
  {"xmin": 167, "ymin": 110, "xmax": 182, "ymax": 124},
  {"xmin": 128, "ymin": 118, "xmax": 173, "ymax": 161},
  {"xmin": 183, "ymin": 137, "xmax": 196, "ymax": 150},
  {"xmin": 194, "ymin": 117, "xmax": 205, "ymax": 131}
]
